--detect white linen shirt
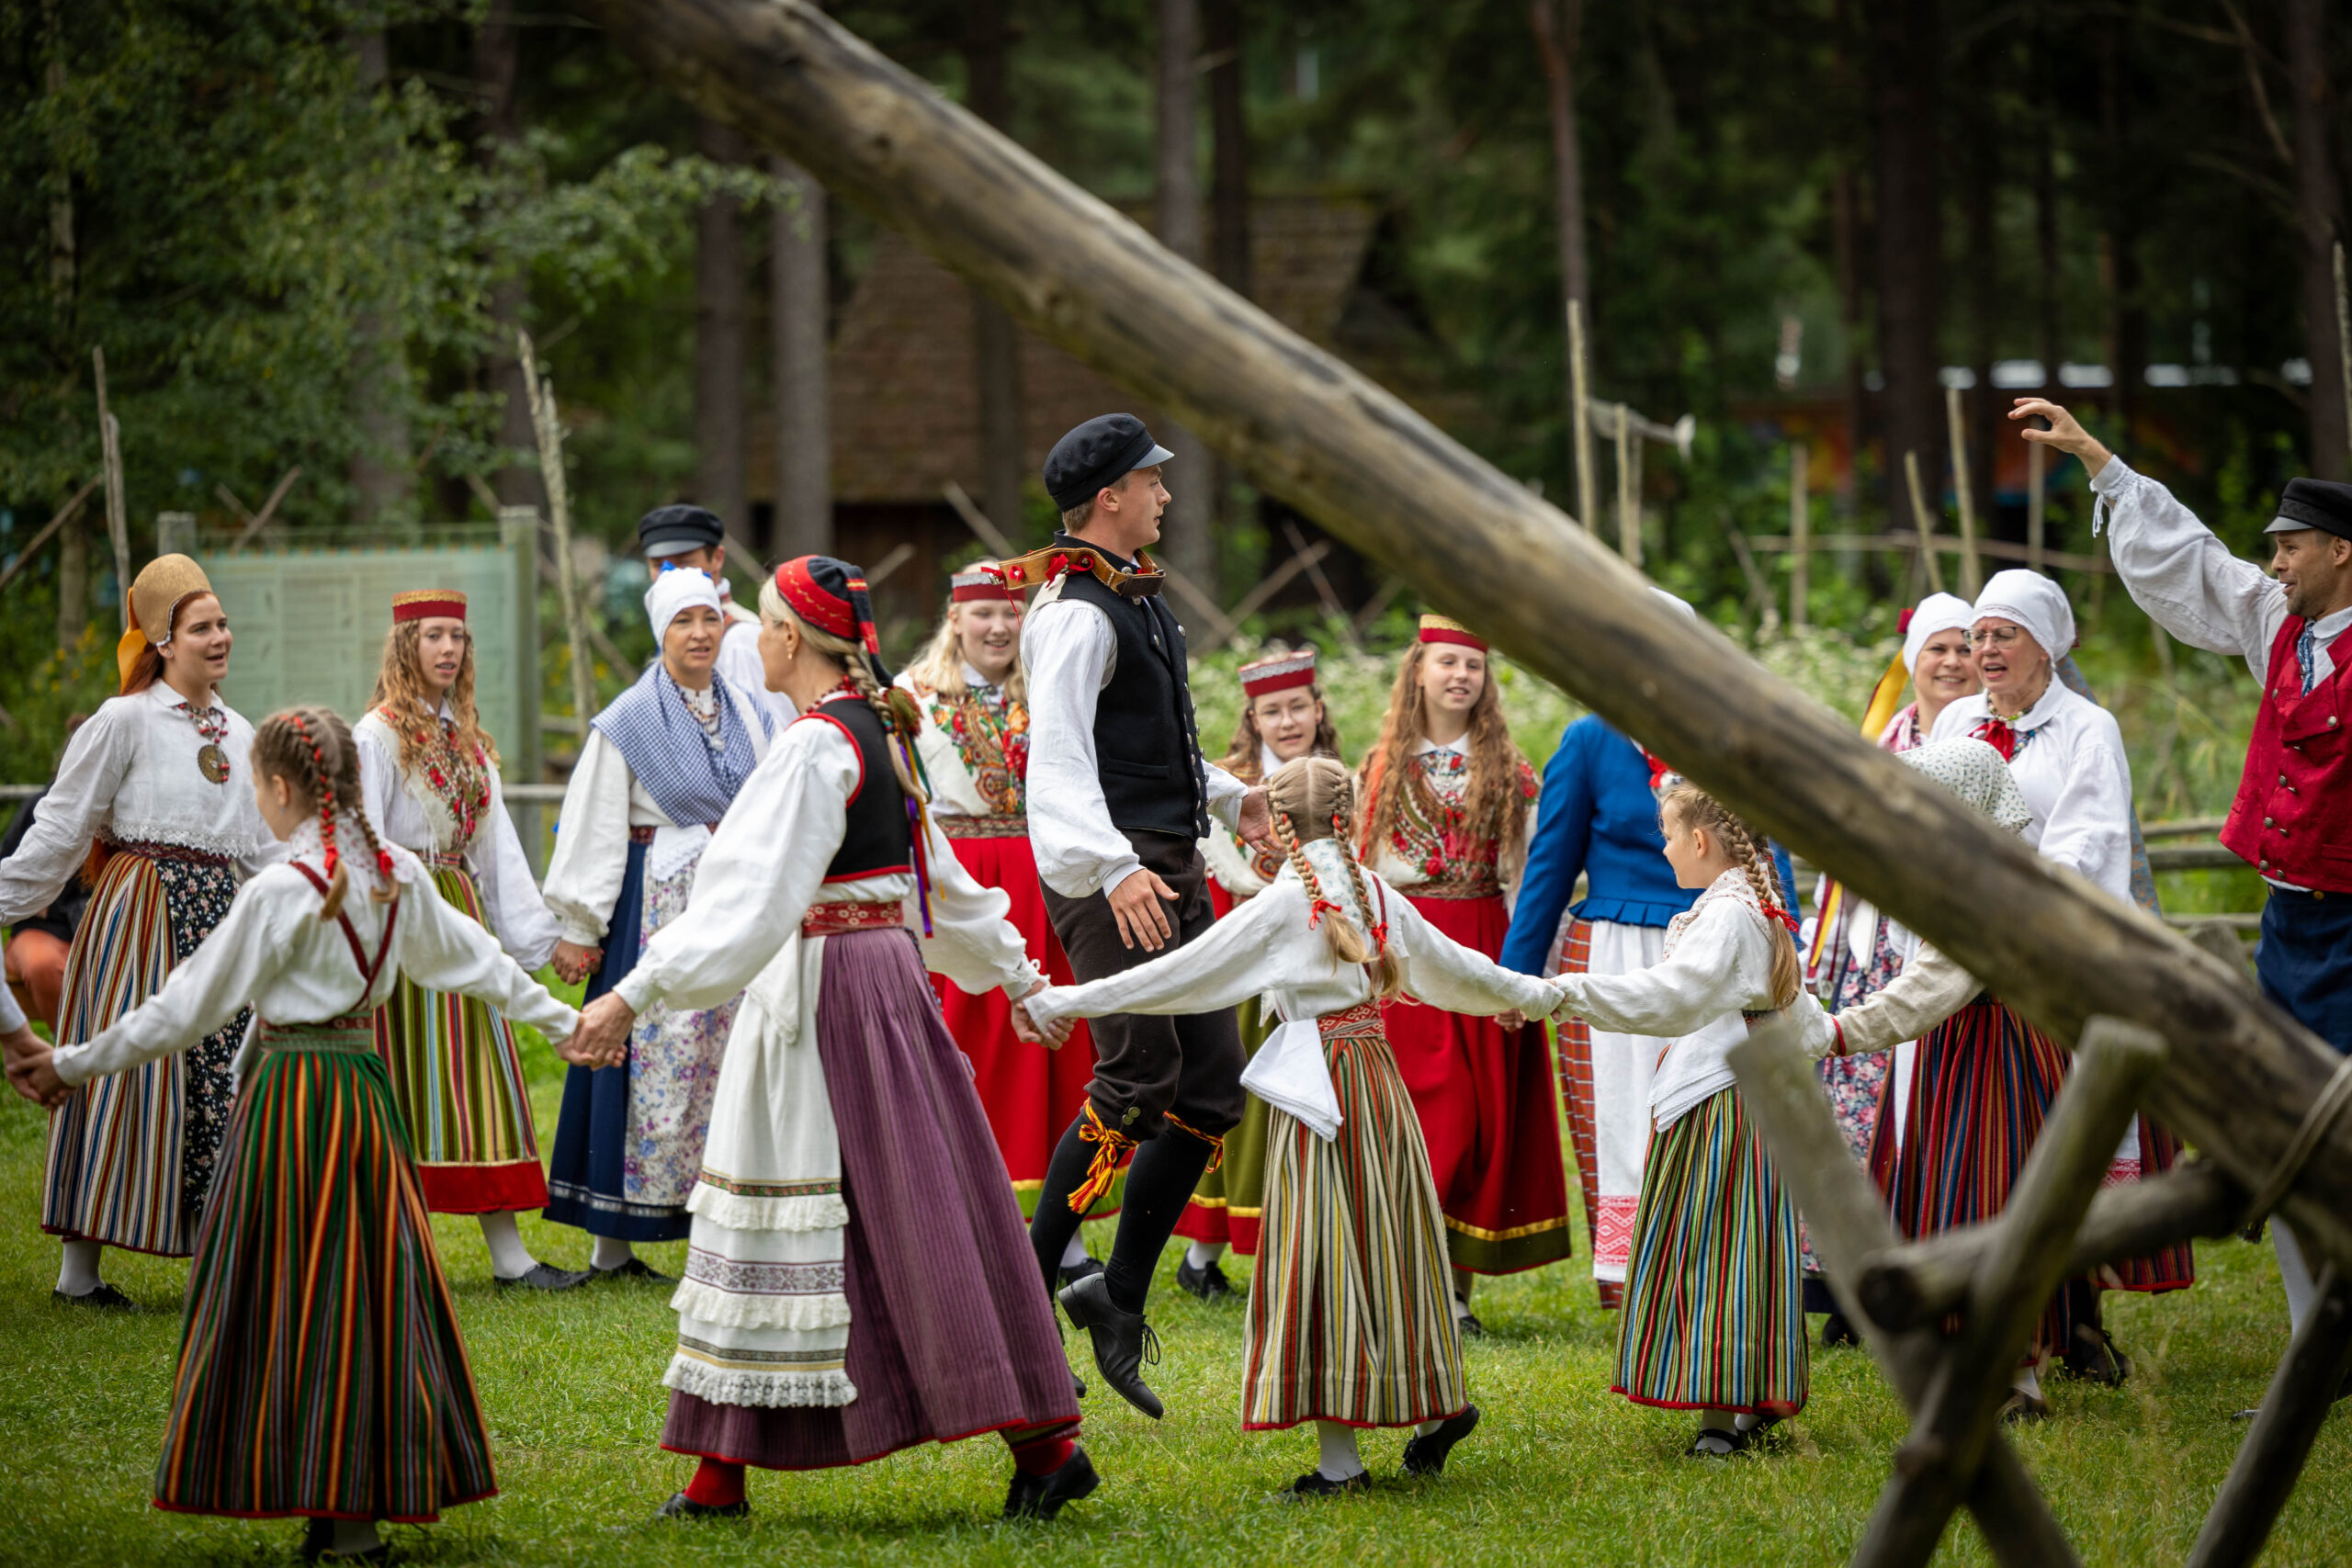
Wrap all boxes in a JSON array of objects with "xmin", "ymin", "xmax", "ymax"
[
  {"xmin": 0, "ymin": 683, "xmax": 282, "ymax": 924},
  {"xmin": 1930, "ymin": 683, "xmax": 2135, "ymax": 907},
  {"xmin": 354, "ymin": 704, "xmax": 563, "ymax": 972},
  {"xmin": 50, "ymin": 824, "xmax": 578, "ymax": 1089},
  {"xmin": 1019, "ymin": 591, "xmax": 1249, "ymax": 898},
  {"xmin": 2094, "ymin": 457, "xmax": 2351, "ymax": 687}
]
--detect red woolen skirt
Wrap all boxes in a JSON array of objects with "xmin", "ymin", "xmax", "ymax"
[
  {"xmin": 931, "ymin": 828, "xmax": 1109, "ymax": 1219},
  {"xmin": 1381, "ymin": 891, "xmax": 1572, "ymax": 1276}
]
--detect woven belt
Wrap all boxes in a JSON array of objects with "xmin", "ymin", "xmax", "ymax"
[
  {"xmin": 104, "ymin": 837, "xmax": 232, "ymax": 868},
  {"xmin": 255, "ymin": 1014, "xmax": 378, "ymax": 1054},
  {"xmin": 1319, "ymin": 1000, "xmax": 1385, "ymax": 1038},
  {"xmin": 1411, "ymin": 878, "xmax": 1502, "ymax": 900},
  {"xmin": 428, "ymin": 851, "xmax": 467, "ymax": 870},
  {"xmin": 801, "ymin": 900, "xmax": 904, "ymax": 937},
  {"xmin": 628, "ymin": 826, "xmax": 657, "ymax": 845},
  {"xmin": 942, "ymin": 813, "xmax": 1028, "ymax": 840}
]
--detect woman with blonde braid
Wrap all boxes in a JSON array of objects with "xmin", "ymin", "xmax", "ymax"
[
  {"xmin": 17, "ymin": 706, "xmax": 595, "ymax": 1562},
  {"xmin": 1358, "ymin": 615, "xmax": 1564, "ymax": 1328},
  {"xmin": 356, "ymin": 590, "xmax": 582, "ymax": 1290},
  {"xmin": 1547, "ymin": 782, "xmax": 1812, "ymax": 1458},
  {"xmin": 1023, "ymin": 757, "xmax": 1553, "ymax": 1494},
  {"xmin": 568, "ymin": 557, "xmax": 1097, "ymax": 1524}
]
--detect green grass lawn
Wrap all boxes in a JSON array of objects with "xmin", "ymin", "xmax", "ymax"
[{"xmin": 2, "ymin": 1037, "xmax": 2345, "ymax": 1568}]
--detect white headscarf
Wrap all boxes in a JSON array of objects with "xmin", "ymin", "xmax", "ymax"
[
  {"xmin": 1649, "ymin": 585, "xmax": 1698, "ymax": 620},
  {"xmin": 645, "ymin": 565, "xmax": 723, "ymax": 644},
  {"xmin": 1972, "ymin": 569, "xmax": 2075, "ymax": 664},
  {"xmin": 1898, "ymin": 737, "xmax": 2033, "ymax": 834},
  {"xmin": 1901, "ymin": 592, "xmax": 1975, "ymax": 673}
]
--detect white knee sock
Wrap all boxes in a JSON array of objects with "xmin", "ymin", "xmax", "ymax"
[
  {"xmin": 1185, "ymin": 1240, "xmax": 1226, "ymax": 1269},
  {"xmin": 2013, "ymin": 1365, "xmax": 2042, "ymax": 1401},
  {"xmin": 1057, "ymin": 1234, "xmax": 1091, "ymax": 1269},
  {"xmin": 591, "ymin": 1235, "xmax": 635, "ymax": 1271},
  {"xmin": 2277, "ymin": 1220, "xmax": 2318, "ymax": 1335},
  {"xmin": 330, "ymin": 1518, "xmax": 380, "ymax": 1554},
  {"xmin": 479, "ymin": 1212, "xmax": 537, "ymax": 1280},
  {"xmin": 1316, "ymin": 1420, "xmax": 1365, "ymax": 1481},
  {"xmin": 56, "ymin": 1239, "xmax": 102, "ymax": 1296}
]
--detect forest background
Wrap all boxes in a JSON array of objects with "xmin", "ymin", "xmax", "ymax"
[{"xmin": 2, "ymin": 0, "xmax": 2347, "ymax": 853}]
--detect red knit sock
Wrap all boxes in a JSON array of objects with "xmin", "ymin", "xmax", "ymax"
[
  {"xmin": 1008, "ymin": 1434, "xmax": 1076, "ymax": 1476},
  {"xmin": 684, "ymin": 1458, "xmax": 745, "ymax": 1506}
]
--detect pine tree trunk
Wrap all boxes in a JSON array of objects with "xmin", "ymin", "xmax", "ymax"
[
  {"xmin": 1203, "ymin": 0, "xmax": 1250, "ymax": 580},
  {"xmin": 475, "ymin": 1, "xmax": 537, "ymax": 509},
  {"xmin": 966, "ymin": 0, "xmax": 1025, "ymax": 541},
  {"xmin": 349, "ymin": 27, "xmax": 414, "ymax": 527},
  {"xmin": 2287, "ymin": 0, "xmax": 2347, "ymax": 479},
  {"xmin": 1870, "ymin": 0, "xmax": 1943, "ymax": 534},
  {"xmin": 770, "ymin": 153, "xmax": 831, "ymax": 558},
  {"xmin": 695, "ymin": 116, "xmax": 750, "ymax": 535},
  {"xmin": 1154, "ymin": 0, "xmax": 1212, "ymax": 591}
]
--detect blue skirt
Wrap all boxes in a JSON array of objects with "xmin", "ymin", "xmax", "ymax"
[{"xmin": 542, "ymin": 838, "xmax": 681, "ymax": 1241}]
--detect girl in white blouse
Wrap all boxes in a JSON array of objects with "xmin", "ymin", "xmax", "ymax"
[
  {"xmin": 17, "ymin": 705, "xmax": 592, "ymax": 1562},
  {"xmin": 1023, "ymin": 757, "xmax": 1553, "ymax": 1495},
  {"xmin": 356, "ymin": 588, "xmax": 576, "ymax": 1290},
  {"xmin": 1547, "ymin": 781, "xmax": 1809, "ymax": 1458},
  {"xmin": 0, "ymin": 555, "xmax": 281, "ymax": 1304}
]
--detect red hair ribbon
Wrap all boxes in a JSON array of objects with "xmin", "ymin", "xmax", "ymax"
[
  {"xmin": 1759, "ymin": 901, "xmax": 1801, "ymax": 936},
  {"xmin": 287, "ymin": 714, "xmax": 340, "ymax": 881},
  {"xmin": 1643, "ymin": 749, "xmax": 1672, "ymax": 792},
  {"xmin": 1306, "ymin": 895, "xmax": 1345, "ymax": 929}
]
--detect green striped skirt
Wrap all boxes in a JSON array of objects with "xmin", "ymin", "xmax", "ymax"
[
  {"xmin": 371, "ymin": 860, "xmax": 548, "ymax": 1214},
  {"xmin": 1612, "ymin": 1086, "xmax": 1806, "ymax": 1417},
  {"xmin": 154, "ymin": 1017, "xmax": 497, "ymax": 1523},
  {"xmin": 1242, "ymin": 1003, "xmax": 1466, "ymax": 1431}
]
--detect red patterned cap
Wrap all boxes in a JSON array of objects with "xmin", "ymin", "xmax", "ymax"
[
  {"xmin": 1417, "ymin": 614, "xmax": 1487, "ymax": 652},
  {"xmin": 1239, "ymin": 648, "xmax": 1317, "ymax": 698},
  {"xmin": 392, "ymin": 589, "xmax": 467, "ymax": 624}
]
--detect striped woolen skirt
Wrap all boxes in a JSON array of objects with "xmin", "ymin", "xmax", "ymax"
[
  {"xmin": 154, "ymin": 1018, "xmax": 496, "ymax": 1522},
  {"xmin": 1613, "ymin": 1087, "xmax": 1806, "ymax": 1417},
  {"xmin": 371, "ymin": 859, "xmax": 548, "ymax": 1213},
  {"xmin": 1242, "ymin": 1003, "xmax": 1466, "ymax": 1431},
  {"xmin": 44, "ymin": 843, "xmax": 247, "ymax": 1258}
]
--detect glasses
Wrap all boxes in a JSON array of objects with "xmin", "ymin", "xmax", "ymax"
[{"xmin": 1969, "ymin": 626, "xmax": 2026, "ymax": 650}]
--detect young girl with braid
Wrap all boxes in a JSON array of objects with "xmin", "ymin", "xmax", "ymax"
[
  {"xmin": 17, "ymin": 706, "xmax": 596, "ymax": 1562},
  {"xmin": 1546, "ymin": 780, "xmax": 1811, "ymax": 1459},
  {"xmin": 1022, "ymin": 757, "xmax": 1556, "ymax": 1495}
]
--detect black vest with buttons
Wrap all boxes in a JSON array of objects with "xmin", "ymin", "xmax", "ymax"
[
  {"xmin": 807, "ymin": 693, "xmax": 913, "ymax": 882},
  {"xmin": 1049, "ymin": 536, "xmax": 1211, "ymax": 840}
]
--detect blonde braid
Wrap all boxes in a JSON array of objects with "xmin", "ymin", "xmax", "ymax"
[
  {"xmin": 1330, "ymin": 792, "xmax": 1403, "ymax": 999},
  {"xmin": 1659, "ymin": 782, "xmax": 1801, "ymax": 1010},
  {"xmin": 844, "ymin": 653, "xmax": 925, "ymax": 804}
]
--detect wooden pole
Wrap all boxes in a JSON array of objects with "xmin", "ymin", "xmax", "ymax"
[
  {"xmin": 2335, "ymin": 242, "xmax": 2352, "ymax": 472},
  {"xmin": 2027, "ymin": 437, "xmax": 2046, "ymax": 574},
  {"xmin": 231, "ymin": 467, "xmax": 303, "ymax": 550},
  {"xmin": 516, "ymin": 330, "xmax": 600, "ymax": 739},
  {"xmin": 1614, "ymin": 402, "xmax": 1641, "ymax": 568},
  {"xmin": 1789, "ymin": 441, "xmax": 1809, "ymax": 632},
  {"xmin": 1946, "ymin": 383, "xmax": 1983, "ymax": 596},
  {"xmin": 91, "ymin": 347, "xmax": 130, "ymax": 623},
  {"xmin": 0, "ymin": 477, "xmax": 98, "ymax": 601},
  {"xmin": 1904, "ymin": 448, "xmax": 1945, "ymax": 594},
  {"xmin": 581, "ymin": 0, "xmax": 2352, "ymax": 1278},
  {"xmin": 1569, "ymin": 299, "xmax": 1598, "ymax": 531},
  {"xmin": 2186, "ymin": 1266, "xmax": 2352, "ymax": 1568}
]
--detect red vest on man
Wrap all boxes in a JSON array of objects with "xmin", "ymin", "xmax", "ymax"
[{"xmin": 2221, "ymin": 615, "xmax": 2352, "ymax": 892}]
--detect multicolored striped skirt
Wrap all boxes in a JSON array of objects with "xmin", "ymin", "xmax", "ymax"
[
  {"xmin": 155, "ymin": 1016, "xmax": 495, "ymax": 1522},
  {"xmin": 371, "ymin": 858, "xmax": 547, "ymax": 1213},
  {"xmin": 1613, "ymin": 1087, "xmax": 1806, "ymax": 1416},
  {"xmin": 43, "ymin": 841, "xmax": 246, "ymax": 1258},
  {"xmin": 1242, "ymin": 1002, "xmax": 1465, "ymax": 1431}
]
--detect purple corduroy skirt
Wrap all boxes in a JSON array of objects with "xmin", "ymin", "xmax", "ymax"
[{"xmin": 661, "ymin": 927, "xmax": 1077, "ymax": 1469}]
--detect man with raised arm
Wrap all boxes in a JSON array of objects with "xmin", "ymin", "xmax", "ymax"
[
  {"xmin": 2013, "ymin": 397, "xmax": 2352, "ymax": 1366},
  {"xmin": 1001, "ymin": 413, "xmax": 1270, "ymax": 1420}
]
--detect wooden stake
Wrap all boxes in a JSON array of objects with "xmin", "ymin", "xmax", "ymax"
[
  {"xmin": 0, "ymin": 477, "xmax": 98, "ymax": 601},
  {"xmin": 231, "ymin": 467, "xmax": 303, "ymax": 550},
  {"xmin": 91, "ymin": 347, "xmax": 130, "ymax": 623},
  {"xmin": 1614, "ymin": 403, "xmax": 1641, "ymax": 568},
  {"xmin": 1568, "ymin": 298, "xmax": 1598, "ymax": 531},
  {"xmin": 1904, "ymin": 448, "xmax": 1944, "ymax": 594},
  {"xmin": 1946, "ymin": 383, "xmax": 1982, "ymax": 596},
  {"xmin": 2186, "ymin": 1265, "xmax": 2352, "ymax": 1568},
  {"xmin": 516, "ymin": 331, "xmax": 600, "ymax": 739},
  {"xmin": 2027, "ymin": 438, "xmax": 2046, "ymax": 575},
  {"xmin": 1789, "ymin": 441, "xmax": 1809, "ymax": 632}
]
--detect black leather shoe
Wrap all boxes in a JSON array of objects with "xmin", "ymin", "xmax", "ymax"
[
  {"xmin": 494, "ymin": 1261, "xmax": 594, "ymax": 1292},
  {"xmin": 1057, "ymin": 1272, "xmax": 1163, "ymax": 1420},
  {"xmin": 52, "ymin": 1282, "xmax": 133, "ymax": 1310},
  {"xmin": 1286, "ymin": 1470, "xmax": 1371, "ymax": 1497},
  {"xmin": 298, "ymin": 1519, "xmax": 387, "ymax": 1562},
  {"xmin": 594, "ymin": 1257, "xmax": 673, "ymax": 1284},
  {"xmin": 1821, "ymin": 1311, "xmax": 1861, "ymax": 1348},
  {"xmin": 1057, "ymin": 1253, "xmax": 1104, "ymax": 1292},
  {"xmin": 1176, "ymin": 1255, "xmax": 1233, "ymax": 1302},
  {"xmin": 1454, "ymin": 1307, "xmax": 1486, "ymax": 1339},
  {"xmin": 2058, "ymin": 1323, "xmax": 2131, "ymax": 1386},
  {"xmin": 654, "ymin": 1492, "xmax": 749, "ymax": 1520},
  {"xmin": 1005, "ymin": 1445, "xmax": 1100, "ymax": 1519},
  {"xmin": 1401, "ymin": 1404, "xmax": 1480, "ymax": 1477}
]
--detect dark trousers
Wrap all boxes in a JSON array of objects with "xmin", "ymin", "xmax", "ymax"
[
  {"xmin": 1041, "ymin": 830, "xmax": 1247, "ymax": 1139},
  {"xmin": 2257, "ymin": 887, "xmax": 2352, "ymax": 1055}
]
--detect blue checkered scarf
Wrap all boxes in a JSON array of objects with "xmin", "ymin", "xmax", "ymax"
[{"xmin": 590, "ymin": 662, "xmax": 772, "ymax": 828}]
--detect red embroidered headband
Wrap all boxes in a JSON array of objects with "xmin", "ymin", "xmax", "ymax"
[
  {"xmin": 951, "ymin": 568, "xmax": 1014, "ymax": 604},
  {"xmin": 775, "ymin": 556, "xmax": 881, "ymax": 656},
  {"xmin": 1239, "ymin": 649, "xmax": 1317, "ymax": 698},
  {"xmin": 392, "ymin": 589, "xmax": 467, "ymax": 625},
  {"xmin": 1417, "ymin": 614, "xmax": 1487, "ymax": 653}
]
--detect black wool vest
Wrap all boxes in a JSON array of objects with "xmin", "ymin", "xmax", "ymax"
[
  {"xmin": 1048, "ymin": 538, "xmax": 1210, "ymax": 840},
  {"xmin": 805, "ymin": 693, "xmax": 913, "ymax": 882}
]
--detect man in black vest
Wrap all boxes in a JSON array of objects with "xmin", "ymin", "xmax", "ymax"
[{"xmin": 1011, "ymin": 413, "xmax": 1270, "ymax": 1419}]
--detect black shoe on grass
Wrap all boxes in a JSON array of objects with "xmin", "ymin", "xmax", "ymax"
[
  {"xmin": 654, "ymin": 1492, "xmax": 749, "ymax": 1521},
  {"xmin": 1176, "ymin": 1255, "xmax": 1232, "ymax": 1302},
  {"xmin": 1401, "ymin": 1404, "xmax": 1481, "ymax": 1477},
  {"xmin": 1057, "ymin": 1272, "xmax": 1163, "ymax": 1420},
  {"xmin": 53, "ymin": 1282, "xmax": 134, "ymax": 1310}
]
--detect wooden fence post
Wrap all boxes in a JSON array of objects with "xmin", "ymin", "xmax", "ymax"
[
  {"xmin": 1904, "ymin": 449, "xmax": 1945, "ymax": 594},
  {"xmin": 516, "ymin": 331, "xmax": 599, "ymax": 741},
  {"xmin": 2027, "ymin": 438, "xmax": 2046, "ymax": 575},
  {"xmin": 1789, "ymin": 441, "xmax": 1809, "ymax": 632},
  {"xmin": 1569, "ymin": 299, "xmax": 1598, "ymax": 532}
]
